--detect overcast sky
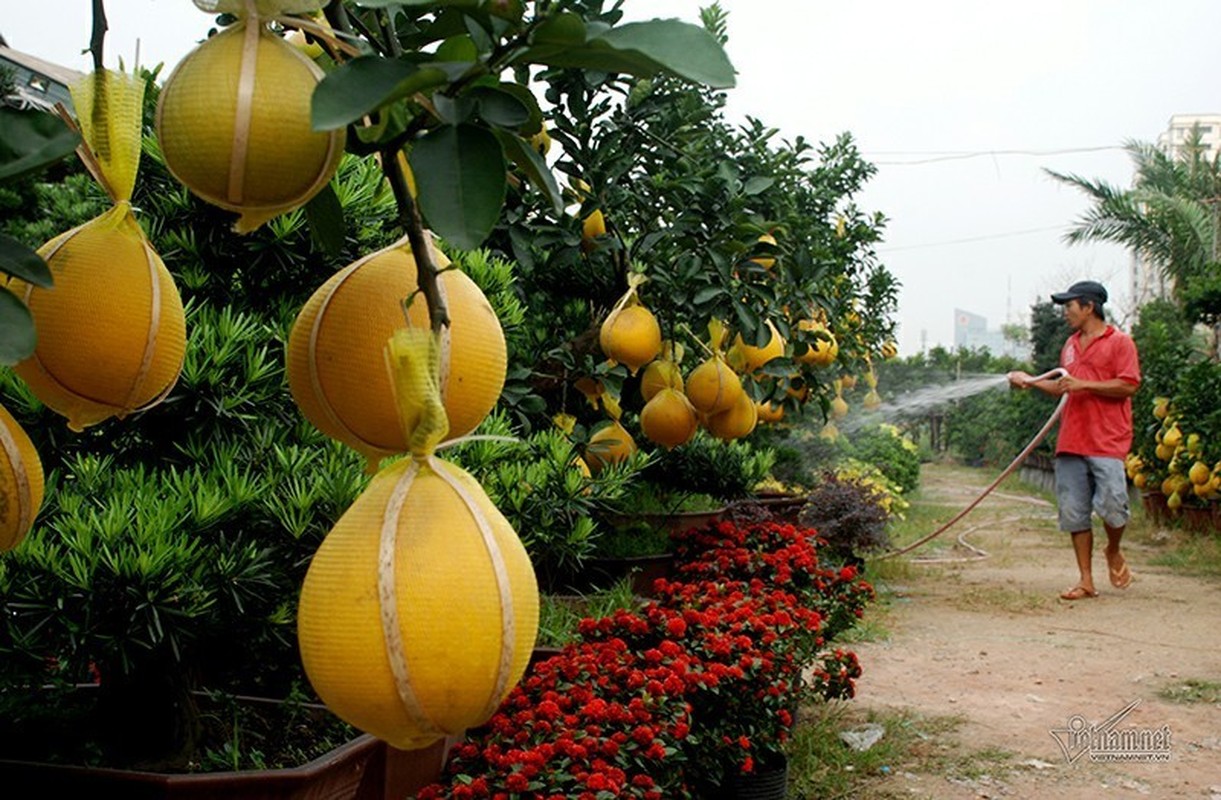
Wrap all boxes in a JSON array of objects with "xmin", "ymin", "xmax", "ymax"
[{"xmin": 5, "ymin": 1, "xmax": 1218, "ymax": 355}]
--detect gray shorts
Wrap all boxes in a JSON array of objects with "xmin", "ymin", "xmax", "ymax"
[{"xmin": 1054, "ymin": 455, "xmax": 1130, "ymax": 532}]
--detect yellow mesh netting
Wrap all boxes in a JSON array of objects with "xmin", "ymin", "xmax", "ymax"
[
  {"xmin": 68, "ymin": 70, "xmax": 144, "ymax": 203},
  {"xmin": 384, "ymin": 328, "xmax": 449, "ymax": 458},
  {"xmin": 193, "ymin": 0, "xmax": 326, "ymax": 16}
]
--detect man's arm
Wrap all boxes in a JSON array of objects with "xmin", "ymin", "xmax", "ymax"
[
  {"xmin": 1007, "ymin": 371, "xmax": 1067, "ymax": 397},
  {"xmin": 1058, "ymin": 374, "xmax": 1140, "ymax": 398}
]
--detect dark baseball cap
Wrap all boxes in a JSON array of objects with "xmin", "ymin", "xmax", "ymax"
[{"xmin": 1051, "ymin": 280, "xmax": 1107, "ymax": 305}]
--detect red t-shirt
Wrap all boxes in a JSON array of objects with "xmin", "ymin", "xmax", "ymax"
[{"xmin": 1056, "ymin": 326, "xmax": 1141, "ymax": 458}]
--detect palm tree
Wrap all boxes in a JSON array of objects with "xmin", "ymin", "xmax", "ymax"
[{"xmin": 1046, "ymin": 130, "xmax": 1221, "ymax": 300}]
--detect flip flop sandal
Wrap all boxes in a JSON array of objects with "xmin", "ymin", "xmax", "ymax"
[
  {"xmin": 1109, "ymin": 562, "xmax": 1133, "ymax": 589},
  {"xmin": 1060, "ymin": 585, "xmax": 1098, "ymax": 600}
]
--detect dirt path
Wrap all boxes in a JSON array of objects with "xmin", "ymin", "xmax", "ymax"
[{"xmin": 848, "ymin": 463, "xmax": 1221, "ymax": 799}]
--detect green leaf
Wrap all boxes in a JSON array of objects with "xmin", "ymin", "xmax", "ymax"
[
  {"xmin": 0, "ymin": 107, "xmax": 81, "ymax": 184},
  {"xmin": 0, "ymin": 287, "xmax": 36, "ymax": 365},
  {"xmin": 692, "ymin": 286, "xmax": 726, "ymax": 305},
  {"xmin": 304, "ymin": 184, "xmax": 346, "ymax": 258},
  {"xmin": 744, "ymin": 176, "xmax": 775, "ymax": 195},
  {"xmin": 433, "ymin": 94, "xmax": 477, "ymax": 125},
  {"xmin": 0, "ymin": 233, "xmax": 53, "ymax": 288},
  {"xmin": 517, "ymin": 19, "xmax": 735, "ymax": 89},
  {"xmin": 495, "ymin": 129, "xmax": 562, "ymax": 213},
  {"xmin": 490, "ymin": 82, "xmax": 543, "ymax": 133},
  {"xmin": 435, "ymin": 35, "xmax": 479, "ymax": 63},
  {"xmin": 312, "ymin": 56, "xmax": 449, "ymax": 131},
  {"xmin": 471, "ymin": 86, "xmax": 530, "ymax": 128},
  {"xmin": 409, "ymin": 124, "xmax": 506, "ymax": 251}
]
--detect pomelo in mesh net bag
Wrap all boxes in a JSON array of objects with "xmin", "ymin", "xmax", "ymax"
[
  {"xmin": 156, "ymin": 8, "xmax": 343, "ymax": 233},
  {"xmin": 298, "ymin": 330, "xmax": 537, "ymax": 750},
  {"xmin": 11, "ymin": 69, "xmax": 185, "ymax": 431},
  {"xmin": 0, "ymin": 404, "xmax": 44, "ymax": 551},
  {"xmin": 287, "ymin": 239, "xmax": 506, "ymax": 469}
]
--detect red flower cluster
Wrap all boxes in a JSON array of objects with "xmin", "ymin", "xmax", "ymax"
[
  {"xmin": 417, "ymin": 637, "xmax": 691, "ymax": 800},
  {"xmin": 418, "ymin": 519, "xmax": 874, "ymax": 798}
]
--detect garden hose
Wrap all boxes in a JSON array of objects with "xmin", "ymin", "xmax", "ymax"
[{"xmin": 877, "ymin": 368, "xmax": 1069, "ymax": 560}]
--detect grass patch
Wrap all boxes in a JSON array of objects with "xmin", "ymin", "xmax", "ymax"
[
  {"xmin": 786, "ymin": 704, "xmax": 1012, "ymax": 799},
  {"xmin": 1158, "ymin": 678, "xmax": 1221, "ymax": 704},
  {"xmin": 945, "ymin": 584, "xmax": 1052, "ymax": 614},
  {"xmin": 1146, "ymin": 530, "xmax": 1221, "ymax": 577}
]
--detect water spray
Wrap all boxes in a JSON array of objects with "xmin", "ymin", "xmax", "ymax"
[{"xmin": 877, "ymin": 367, "xmax": 1069, "ymax": 560}]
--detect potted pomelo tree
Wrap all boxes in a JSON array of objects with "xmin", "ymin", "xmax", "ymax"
[{"xmin": 0, "ymin": 0, "xmax": 738, "ymax": 794}]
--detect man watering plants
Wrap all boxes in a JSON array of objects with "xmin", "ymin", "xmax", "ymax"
[{"xmin": 1007, "ymin": 281, "xmax": 1141, "ymax": 600}]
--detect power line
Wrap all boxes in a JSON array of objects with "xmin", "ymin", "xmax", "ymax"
[
  {"xmin": 870, "ymin": 145, "xmax": 1124, "ymax": 165},
  {"xmin": 879, "ymin": 225, "xmax": 1069, "ymax": 252}
]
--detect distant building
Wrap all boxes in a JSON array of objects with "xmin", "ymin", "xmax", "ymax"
[
  {"xmin": 953, "ymin": 308, "xmax": 1031, "ymax": 361},
  {"xmin": 1157, "ymin": 113, "xmax": 1221, "ymax": 158},
  {"xmin": 1133, "ymin": 114, "xmax": 1221, "ymax": 307},
  {"xmin": 0, "ymin": 43, "xmax": 83, "ymax": 112}
]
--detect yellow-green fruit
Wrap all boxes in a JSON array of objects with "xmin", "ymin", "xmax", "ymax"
[
  {"xmin": 1133, "ymin": 472, "xmax": 1147, "ymax": 490},
  {"xmin": 585, "ymin": 421, "xmax": 636, "ymax": 474},
  {"xmin": 640, "ymin": 359, "xmax": 684, "ymax": 402},
  {"xmin": 748, "ymin": 233, "xmax": 777, "ymax": 271},
  {"xmin": 705, "ymin": 388, "xmax": 758, "ymax": 441},
  {"xmin": 298, "ymin": 456, "xmax": 538, "ymax": 750},
  {"xmin": 1155, "ymin": 443, "xmax": 1175, "ymax": 462},
  {"xmin": 819, "ymin": 421, "xmax": 839, "ymax": 442},
  {"xmin": 1152, "ymin": 397, "xmax": 1170, "ymax": 420},
  {"xmin": 287, "ymin": 243, "xmax": 506, "ymax": 468},
  {"xmin": 880, "ymin": 340, "xmax": 898, "ymax": 360},
  {"xmin": 640, "ymin": 388, "xmax": 698, "ymax": 450},
  {"xmin": 730, "ymin": 320, "xmax": 785, "ymax": 373},
  {"xmin": 11, "ymin": 205, "xmax": 186, "ymax": 431},
  {"xmin": 1192, "ymin": 481, "xmax": 1214, "ymax": 499},
  {"xmin": 530, "ymin": 126, "xmax": 552, "ymax": 156},
  {"xmin": 156, "ymin": 21, "xmax": 344, "ymax": 233},
  {"xmin": 685, "ymin": 357, "xmax": 743, "ymax": 415},
  {"xmin": 1162, "ymin": 424, "xmax": 1183, "ymax": 449},
  {"xmin": 599, "ymin": 305, "xmax": 661, "ymax": 376},
  {"xmin": 1189, "ymin": 460, "xmax": 1211, "ymax": 486},
  {"xmin": 582, "ymin": 210, "xmax": 606, "ymax": 245},
  {"xmin": 830, "ymin": 395, "xmax": 849, "ymax": 420},
  {"xmin": 0, "ymin": 404, "xmax": 44, "ymax": 551},
  {"xmin": 862, "ymin": 389, "xmax": 882, "ymax": 410},
  {"xmin": 1167, "ymin": 490, "xmax": 1182, "ymax": 511},
  {"xmin": 795, "ymin": 320, "xmax": 838, "ymax": 367}
]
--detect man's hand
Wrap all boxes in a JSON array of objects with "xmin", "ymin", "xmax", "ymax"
[
  {"xmin": 1007, "ymin": 371, "xmax": 1033, "ymax": 389},
  {"xmin": 1058, "ymin": 373, "xmax": 1087, "ymax": 393}
]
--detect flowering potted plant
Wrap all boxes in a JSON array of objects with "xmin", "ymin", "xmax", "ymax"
[{"xmin": 418, "ymin": 637, "xmax": 693, "ymax": 799}]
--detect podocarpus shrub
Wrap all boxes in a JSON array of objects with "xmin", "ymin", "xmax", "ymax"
[{"xmin": 418, "ymin": 518, "xmax": 872, "ymax": 798}]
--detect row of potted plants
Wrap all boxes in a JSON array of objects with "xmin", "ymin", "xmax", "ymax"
[{"xmin": 415, "ymin": 516, "xmax": 873, "ymax": 799}]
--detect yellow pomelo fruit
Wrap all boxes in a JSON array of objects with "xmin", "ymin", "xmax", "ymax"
[
  {"xmin": 880, "ymin": 340, "xmax": 898, "ymax": 360},
  {"xmin": 599, "ymin": 304, "xmax": 661, "ymax": 375},
  {"xmin": 156, "ymin": 21, "xmax": 344, "ymax": 233},
  {"xmin": 0, "ymin": 404, "xmax": 44, "ymax": 551},
  {"xmin": 12, "ymin": 205, "xmax": 186, "ymax": 431},
  {"xmin": 1167, "ymin": 490, "xmax": 1182, "ymax": 511},
  {"xmin": 795, "ymin": 320, "xmax": 838, "ymax": 367},
  {"xmin": 748, "ymin": 233, "xmax": 777, "ymax": 271},
  {"xmin": 1162, "ymin": 424, "xmax": 1183, "ymax": 449},
  {"xmin": 1189, "ymin": 460, "xmax": 1211, "ymax": 486},
  {"xmin": 862, "ymin": 389, "xmax": 882, "ymax": 410},
  {"xmin": 572, "ymin": 455, "xmax": 592, "ymax": 479},
  {"xmin": 641, "ymin": 388, "xmax": 698, "ymax": 450},
  {"xmin": 287, "ymin": 243, "xmax": 506, "ymax": 468},
  {"xmin": 705, "ymin": 388, "xmax": 758, "ymax": 441},
  {"xmin": 830, "ymin": 395, "xmax": 849, "ymax": 419},
  {"xmin": 585, "ymin": 421, "xmax": 636, "ymax": 474},
  {"xmin": 1161, "ymin": 476, "xmax": 1177, "ymax": 496},
  {"xmin": 298, "ymin": 456, "xmax": 537, "ymax": 750},
  {"xmin": 840, "ymin": 374, "xmax": 857, "ymax": 390},
  {"xmin": 640, "ymin": 359, "xmax": 683, "ymax": 402},
  {"xmin": 1132, "ymin": 472, "xmax": 1147, "ymax": 489},
  {"xmin": 582, "ymin": 209, "xmax": 607, "ymax": 246},
  {"xmin": 685, "ymin": 357, "xmax": 743, "ymax": 415},
  {"xmin": 1152, "ymin": 397, "xmax": 1170, "ymax": 420},
  {"xmin": 1155, "ymin": 443, "xmax": 1174, "ymax": 462},
  {"xmin": 756, "ymin": 400, "xmax": 784, "ymax": 424},
  {"xmin": 1192, "ymin": 481, "xmax": 1214, "ymax": 499},
  {"xmin": 818, "ymin": 421, "xmax": 839, "ymax": 442},
  {"xmin": 730, "ymin": 320, "xmax": 785, "ymax": 373}
]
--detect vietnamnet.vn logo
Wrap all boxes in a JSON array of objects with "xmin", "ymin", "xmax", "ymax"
[{"xmin": 1049, "ymin": 699, "xmax": 1172, "ymax": 764}]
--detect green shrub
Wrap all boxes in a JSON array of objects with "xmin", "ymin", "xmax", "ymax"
[
  {"xmin": 639, "ymin": 430, "xmax": 775, "ymax": 501},
  {"xmin": 839, "ymin": 423, "xmax": 921, "ymax": 494}
]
